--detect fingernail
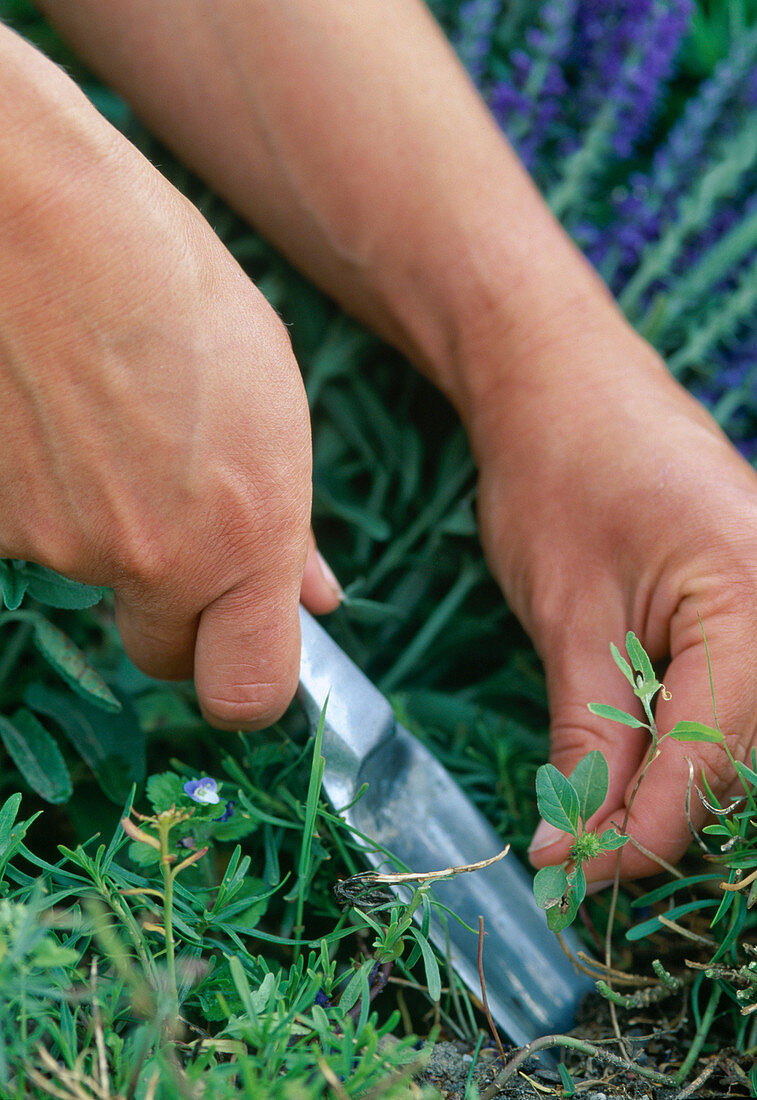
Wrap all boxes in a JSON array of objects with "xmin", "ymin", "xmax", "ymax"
[
  {"xmin": 316, "ymin": 551, "xmax": 344, "ymax": 601},
  {"xmin": 528, "ymin": 820, "xmax": 567, "ymax": 855},
  {"xmin": 585, "ymin": 878, "xmax": 615, "ymax": 896}
]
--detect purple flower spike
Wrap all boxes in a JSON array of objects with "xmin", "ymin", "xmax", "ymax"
[{"xmin": 184, "ymin": 777, "xmax": 220, "ymax": 805}]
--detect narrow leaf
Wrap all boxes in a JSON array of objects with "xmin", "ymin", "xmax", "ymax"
[
  {"xmin": 609, "ymin": 642, "xmax": 635, "ymax": 687},
  {"xmin": 587, "ymin": 703, "xmax": 646, "ymax": 729},
  {"xmin": 409, "ymin": 928, "xmax": 441, "ymax": 1001},
  {"xmin": 535, "ymin": 764, "xmax": 580, "ymax": 835},
  {"xmin": 568, "ymin": 751, "xmax": 608, "ymax": 823},
  {"xmin": 32, "ymin": 619, "xmax": 121, "ymax": 712},
  {"xmin": 666, "ymin": 720, "xmax": 724, "ymax": 743},
  {"xmin": 0, "ymin": 710, "xmax": 72, "ymax": 804}
]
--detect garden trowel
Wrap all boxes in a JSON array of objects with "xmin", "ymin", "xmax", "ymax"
[{"xmin": 297, "ymin": 607, "xmax": 593, "ymax": 1047}]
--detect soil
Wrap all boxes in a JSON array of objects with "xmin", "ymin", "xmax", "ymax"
[{"xmin": 417, "ymin": 987, "xmax": 755, "ymax": 1099}]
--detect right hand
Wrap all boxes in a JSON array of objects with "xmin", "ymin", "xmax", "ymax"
[{"xmin": 0, "ymin": 26, "xmax": 340, "ymax": 729}]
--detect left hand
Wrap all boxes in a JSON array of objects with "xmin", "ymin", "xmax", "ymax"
[{"xmin": 471, "ymin": 321, "xmax": 757, "ymax": 886}]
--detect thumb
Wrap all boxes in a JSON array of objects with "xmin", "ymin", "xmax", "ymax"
[
  {"xmin": 193, "ymin": 575, "xmax": 303, "ymax": 730},
  {"xmin": 528, "ymin": 625, "xmax": 651, "ymax": 870},
  {"xmin": 300, "ymin": 531, "xmax": 343, "ymax": 614}
]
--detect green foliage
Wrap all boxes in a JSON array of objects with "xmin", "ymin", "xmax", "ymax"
[{"xmin": 533, "ymin": 749, "xmax": 627, "ymax": 932}]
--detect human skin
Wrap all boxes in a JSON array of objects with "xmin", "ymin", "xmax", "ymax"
[
  {"xmin": 0, "ymin": 26, "xmax": 341, "ymax": 732},
  {"xmin": 12, "ymin": 0, "xmax": 757, "ymax": 883}
]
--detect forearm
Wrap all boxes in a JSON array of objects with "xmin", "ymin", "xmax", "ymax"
[{"xmin": 36, "ymin": 0, "xmax": 625, "ymax": 437}]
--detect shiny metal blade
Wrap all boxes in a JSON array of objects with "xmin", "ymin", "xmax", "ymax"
[{"xmin": 298, "ymin": 608, "xmax": 592, "ymax": 1045}]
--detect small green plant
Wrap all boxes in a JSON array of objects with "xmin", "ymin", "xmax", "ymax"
[
  {"xmin": 533, "ymin": 630, "xmax": 726, "ymax": 931},
  {"xmin": 533, "ymin": 750, "xmax": 628, "ymax": 931}
]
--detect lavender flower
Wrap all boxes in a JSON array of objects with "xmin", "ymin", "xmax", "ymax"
[
  {"xmin": 453, "ymin": 0, "xmax": 502, "ymax": 84},
  {"xmin": 184, "ymin": 777, "xmax": 220, "ymax": 805}
]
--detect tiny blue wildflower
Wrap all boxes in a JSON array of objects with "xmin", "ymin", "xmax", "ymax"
[
  {"xmin": 184, "ymin": 777, "xmax": 220, "ymax": 805},
  {"xmin": 215, "ymin": 800, "xmax": 235, "ymax": 823}
]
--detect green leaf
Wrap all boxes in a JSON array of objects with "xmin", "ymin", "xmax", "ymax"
[
  {"xmin": 535, "ymin": 764, "xmax": 580, "ymax": 834},
  {"xmin": 735, "ymin": 760, "xmax": 757, "ymax": 787},
  {"xmin": 146, "ymin": 772, "xmax": 187, "ymax": 813},
  {"xmin": 32, "ymin": 618, "xmax": 121, "ymax": 712},
  {"xmin": 533, "ymin": 865, "xmax": 568, "ymax": 910},
  {"xmin": 626, "ymin": 898, "xmax": 718, "ymax": 941},
  {"xmin": 0, "ymin": 561, "xmax": 28, "ymax": 610},
  {"xmin": 30, "ymin": 940, "xmax": 80, "ymax": 970},
  {"xmin": 558, "ymin": 1063, "xmax": 576, "ymax": 1097},
  {"xmin": 666, "ymin": 720, "xmax": 724, "ymax": 743},
  {"xmin": 587, "ymin": 703, "xmax": 646, "ymax": 728},
  {"xmin": 0, "ymin": 794, "xmax": 23, "ymax": 852},
  {"xmin": 24, "ymin": 683, "xmax": 145, "ymax": 803},
  {"xmin": 609, "ymin": 641, "xmax": 635, "ymax": 687},
  {"xmin": 408, "ymin": 927, "xmax": 441, "ymax": 1001},
  {"xmin": 22, "ymin": 564, "xmax": 104, "ymax": 610},
  {"xmin": 0, "ymin": 710, "xmax": 72, "ymax": 804},
  {"xmin": 546, "ymin": 888, "xmax": 581, "ymax": 933},
  {"xmin": 127, "ymin": 840, "xmax": 160, "ymax": 867},
  {"xmin": 568, "ymin": 751, "xmax": 608, "ymax": 823},
  {"xmin": 598, "ymin": 828, "xmax": 629, "ymax": 851},
  {"xmin": 625, "ymin": 631, "xmax": 655, "ymax": 684}
]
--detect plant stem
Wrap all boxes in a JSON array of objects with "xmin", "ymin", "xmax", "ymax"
[
  {"xmin": 479, "ymin": 1033, "xmax": 678, "ymax": 1099},
  {"xmin": 675, "ymin": 981, "xmax": 722, "ymax": 1084},
  {"xmin": 157, "ymin": 817, "xmax": 179, "ymax": 1021}
]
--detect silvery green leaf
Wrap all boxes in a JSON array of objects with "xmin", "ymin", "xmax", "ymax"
[
  {"xmin": 535, "ymin": 764, "xmax": 580, "ymax": 835},
  {"xmin": 22, "ymin": 564, "xmax": 104, "ymax": 610},
  {"xmin": 0, "ymin": 709, "xmax": 72, "ymax": 805},
  {"xmin": 32, "ymin": 618, "xmax": 121, "ymax": 713},
  {"xmin": 0, "ymin": 561, "xmax": 28, "ymax": 611}
]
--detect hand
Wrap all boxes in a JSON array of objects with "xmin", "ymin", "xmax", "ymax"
[
  {"xmin": 473, "ymin": 321, "xmax": 757, "ymax": 885},
  {"xmin": 0, "ymin": 28, "xmax": 340, "ymax": 729}
]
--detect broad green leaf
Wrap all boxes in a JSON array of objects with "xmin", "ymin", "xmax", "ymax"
[
  {"xmin": 128, "ymin": 840, "xmax": 161, "ymax": 867},
  {"xmin": 666, "ymin": 720, "xmax": 724, "ymax": 743},
  {"xmin": 609, "ymin": 641, "xmax": 635, "ymax": 687},
  {"xmin": 409, "ymin": 927, "xmax": 441, "ymax": 1001},
  {"xmin": 533, "ymin": 865, "xmax": 568, "ymax": 910},
  {"xmin": 598, "ymin": 828, "xmax": 629, "ymax": 851},
  {"xmin": 146, "ymin": 772, "xmax": 187, "ymax": 813},
  {"xmin": 0, "ymin": 710, "xmax": 72, "ymax": 804},
  {"xmin": 22, "ymin": 564, "xmax": 104, "ymax": 610},
  {"xmin": 24, "ymin": 683, "xmax": 145, "ymax": 803},
  {"xmin": 568, "ymin": 751, "xmax": 608, "ymax": 823},
  {"xmin": 587, "ymin": 703, "xmax": 646, "ymax": 728},
  {"xmin": 535, "ymin": 764, "xmax": 580, "ymax": 834},
  {"xmin": 0, "ymin": 560, "xmax": 28, "ymax": 610},
  {"xmin": 546, "ymin": 887, "xmax": 581, "ymax": 933},
  {"xmin": 32, "ymin": 619, "xmax": 121, "ymax": 713},
  {"xmin": 625, "ymin": 631, "xmax": 656, "ymax": 684}
]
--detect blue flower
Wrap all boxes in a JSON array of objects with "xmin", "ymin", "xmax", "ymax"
[
  {"xmin": 215, "ymin": 800, "xmax": 235, "ymax": 823},
  {"xmin": 184, "ymin": 777, "xmax": 221, "ymax": 805}
]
